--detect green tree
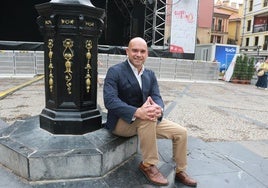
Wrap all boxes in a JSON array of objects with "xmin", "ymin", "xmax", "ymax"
[
  {"xmin": 232, "ymin": 55, "xmax": 254, "ymax": 81},
  {"xmin": 232, "ymin": 55, "xmax": 242, "ymax": 80},
  {"xmin": 246, "ymin": 57, "xmax": 254, "ymax": 80}
]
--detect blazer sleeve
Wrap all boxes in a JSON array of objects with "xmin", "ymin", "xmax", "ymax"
[{"xmin": 103, "ymin": 65, "xmax": 137, "ymax": 124}]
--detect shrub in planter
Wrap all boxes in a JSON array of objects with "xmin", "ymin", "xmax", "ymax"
[
  {"xmin": 246, "ymin": 57, "xmax": 254, "ymax": 80},
  {"xmin": 232, "ymin": 55, "xmax": 254, "ymax": 83}
]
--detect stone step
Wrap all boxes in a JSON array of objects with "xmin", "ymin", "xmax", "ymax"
[
  {"xmin": 27, "ymin": 153, "xmax": 175, "ymax": 188},
  {"xmin": 0, "ymin": 115, "xmax": 176, "ymax": 187},
  {"xmin": 0, "ymin": 119, "xmax": 8, "ymax": 129},
  {"xmin": 0, "ymin": 116, "xmax": 137, "ymax": 181}
]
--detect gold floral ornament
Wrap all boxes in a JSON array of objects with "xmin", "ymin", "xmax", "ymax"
[
  {"xmin": 63, "ymin": 39, "xmax": 74, "ymax": 95},
  {"xmin": 85, "ymin": 40, "xmax": 92, "ymax": 93},
  {"xmin": 48, "ymin": 39, "xmax": 54, "ymax": 93}
]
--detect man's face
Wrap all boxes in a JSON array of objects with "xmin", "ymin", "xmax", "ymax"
[{"xmin": 126, "ymin": 38, "xmax": 148, "ymax": 70}]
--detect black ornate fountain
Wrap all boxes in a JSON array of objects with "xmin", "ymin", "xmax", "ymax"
[
  {"xmin": 0, "ymin": 1, "xmax": 140, "ymax": 186},
  {"xmin": 36, "ymin": 0, "xmax": 105, "ymax": 134}
]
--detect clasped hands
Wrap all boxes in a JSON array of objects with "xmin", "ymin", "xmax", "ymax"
[{"xmin": 134, "ymin": 96, "xmax": 163, "ymax": 122}]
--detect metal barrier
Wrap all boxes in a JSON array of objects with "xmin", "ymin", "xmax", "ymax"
[
  {"xmin": 0, "ymin": 51, "xmax": 219, "ymax": 81},
  {"xmin": 98, "ymin": 54, "xmax": 219, "ymax": 81},
  {"xmin": 0, "ymin": 50, "xmax": 44, "ymax": 76},
  {"xmin": 0, "ymin": 50, "xmax": 14, "ymax": 75},
  {"xmin": 14, "ymin": 51, "xmax": 36, "ymax": 75}
]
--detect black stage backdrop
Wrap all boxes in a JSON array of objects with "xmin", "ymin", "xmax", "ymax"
[
  {"xmin": 0, "ymin": 0, "xmax": 144, "ymax": 46},
  {"xmin": 0, "ymin": 1, "xmax": 191, "ymax": 59}
]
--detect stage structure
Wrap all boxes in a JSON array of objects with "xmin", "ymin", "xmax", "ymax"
[
  {"xmin": 0, "ymin": 0, "xmax": 199, "ymax": 59},
  {"xmin": 0, "ymin": 0, "xmax": 169, "ymax": 50},
  {"xmin": 111, "ymin": 0, "xmax": 167, "ymax": 47},
  {"xmin": 144, "ymin": 0, "xmax": 167, "ymax": 46}
]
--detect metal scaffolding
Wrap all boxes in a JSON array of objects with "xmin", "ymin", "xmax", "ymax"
[
  {"xmin": 113, "ymin": 0, "xmax": 167, "ymax": 47},
  {"xmin": 144, "ymin": 0, "xmax": 166, "ymax": 46}
]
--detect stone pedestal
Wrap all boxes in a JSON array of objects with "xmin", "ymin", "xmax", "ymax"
[{"xmin": 0, "ymin": 116, "xmax": 138, "ymax": 181}]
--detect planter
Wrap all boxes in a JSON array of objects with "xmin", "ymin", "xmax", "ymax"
[
  {"xmin": 239, "ymin": 80, "xmax": 250, "ymax": 84},
  {"xmin": 231, "ymin": 79, "xmax": 251, "ymax": 84},
  {"xmin": 231, "ymin": 55, "xmax": 255, "ymax": 83},
  {"xmin": 231, "ymin": 79, "xmax": 240, "ymax": 84}
]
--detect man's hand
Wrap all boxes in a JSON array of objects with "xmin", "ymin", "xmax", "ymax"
[
  {"xmin": 147, "ymin": 96, "xmax": 163, "ymax": 118},
  {"xmin": 134, "ymin": 97, "xmax": 163, "ymax": 121}
]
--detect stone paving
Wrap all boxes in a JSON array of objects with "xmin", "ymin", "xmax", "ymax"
[
  {"xmin": 2, "ymin": 77, "xmax": 266, "ymax": 142},
  {"xmin": 0, "ymin": 76, "xmax": 268, "ymax": 188},
  {"xmin": 160, "ymin": 80, "xmax": 268, "ymax": 142}
]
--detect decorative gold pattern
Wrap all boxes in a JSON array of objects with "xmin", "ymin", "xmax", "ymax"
[
  {"xmin": 85, "ymin": 22, "xmax": 95, "ymax": 27},
  {"xmin": 85, "ymin": 40, "xmax": 92, "ymax": 93},
  {"xmin": 61, "ymin": 19, "xmax": 74, "ymax": 25},
  {"xmin": 45, "ymin": 20, "xmax": 52, "ymax": 25},
  {"xmin": 47, "ymin": 39, "xmax": 54, "ymax": 92},
  {"xmin": 63, "ymin": 39, "xmax": 74, "ymax": 95}
]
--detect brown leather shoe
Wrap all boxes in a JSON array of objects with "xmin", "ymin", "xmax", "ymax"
[
  {"xmin": 175, "ymin": 171, "xmax": 197, "ymax": 187},
  {"xmin": 139, "ymin": 162, "xmax": 169, "ymax": 186}
]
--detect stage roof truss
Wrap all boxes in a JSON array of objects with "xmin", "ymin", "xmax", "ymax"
[
  {"xmin": 114, "ymin": 0, "xmax": 133, "ymax": 21},
  {"xmin": 144, "ymin": 0, "xmax": 166, "ymax": 46}
]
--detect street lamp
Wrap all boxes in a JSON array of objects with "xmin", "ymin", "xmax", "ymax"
[{"xmin": 257, "ymin": 45, "xmax": 261, "ymax": 57}]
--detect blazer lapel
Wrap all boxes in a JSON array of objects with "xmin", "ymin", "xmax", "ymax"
[
  {"xmin": 124, "ymin": 61, "xmax": 142, "ymax": 91},
  {"xmin": 142, "ymin": 71, "xmax": 154, "ymax": 103}
]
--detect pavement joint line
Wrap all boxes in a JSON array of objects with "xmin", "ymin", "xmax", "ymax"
[
  {"xmin": 0, "ymin": 75, "xmax": 44, "ymax": 100},
  {"xmin": 158, "ymin": 78, "xmax": 225, "ymax": 84}
]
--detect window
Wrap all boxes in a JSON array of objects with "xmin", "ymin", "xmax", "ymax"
[
  {"xmin": 254, "ymin": 36, "xmax": 259, "ymax": 46},
  {"xmin": 247, "ymin": 20, "xmax": 251, "ymax": 31},
  {"xmin": 216, "ymin": 36, "xmax": 221, "ymax": 43},
  {"xmin": 217, "ymin": 19, "xmax": 222, "ymax": 31},
  {"xmin": 249, "ymin": 0, "xmax": 253, "ymax": 11},
  {"xmin": 212, "ymin": 18, "xmax": 215, "ymax": 31},
  {"xmin": 210, "ymin": 35, "xmax": 222, "ymax": 43},
  {"xmin": 263, "ymin": 35, "xmax": 268, "ymax": 50},
  {"xmin": 210, "ymin": 35, "xmax": 214, "ymax": 43},
  {"xmin": 246, "ymin": 38, "xmax": 249, "ymax": 46},
  {"xmin": 264, "ymin": 0, "xmax": 268, "ymax": 7},
  {"xmin": 253, "ymin": 16, "xmax": 268, "ymax": 32}
]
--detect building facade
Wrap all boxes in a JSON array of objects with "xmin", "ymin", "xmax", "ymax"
[
  {"xmin": 211, "ymin": 0, "xmax": 242, "ymax": 45},
  {"xmin": 211, "ymin": 7, "xmax": 231, "ymax": 44},
  {"xmin": 196, "ymin": 0, "xmax": 214, "ymax": 44},
  {"xmin": 240, "ymin": 0, "xmax": 268, "ymax": 58}
]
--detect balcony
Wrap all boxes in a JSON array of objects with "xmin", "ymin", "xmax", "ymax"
[
  {"xmin": 211, "ymin": 25, "xmax": 228, "ymax": 35},
  {"xmin": 253, "ymin": 24, "xmax": 268, "ymax": 33}
]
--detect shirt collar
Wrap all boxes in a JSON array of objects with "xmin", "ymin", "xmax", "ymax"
[{"xmin": 127, "ymin": 59, "xmax": 144, "ymax": 76}]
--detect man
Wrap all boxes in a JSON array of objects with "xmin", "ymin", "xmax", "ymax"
[{"xmin": 103, "ymin": 37, "xmax": 197, "ymax": 187}]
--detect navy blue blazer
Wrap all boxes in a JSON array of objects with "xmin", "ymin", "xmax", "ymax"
[{"xmin": 103, "ymin": 60, "xmax": 164, "ymax": 131}]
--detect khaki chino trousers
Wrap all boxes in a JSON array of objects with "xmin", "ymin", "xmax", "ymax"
[{"xmin": 112, "ymin": 118, "xmax": 188, "ymax": 172}]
